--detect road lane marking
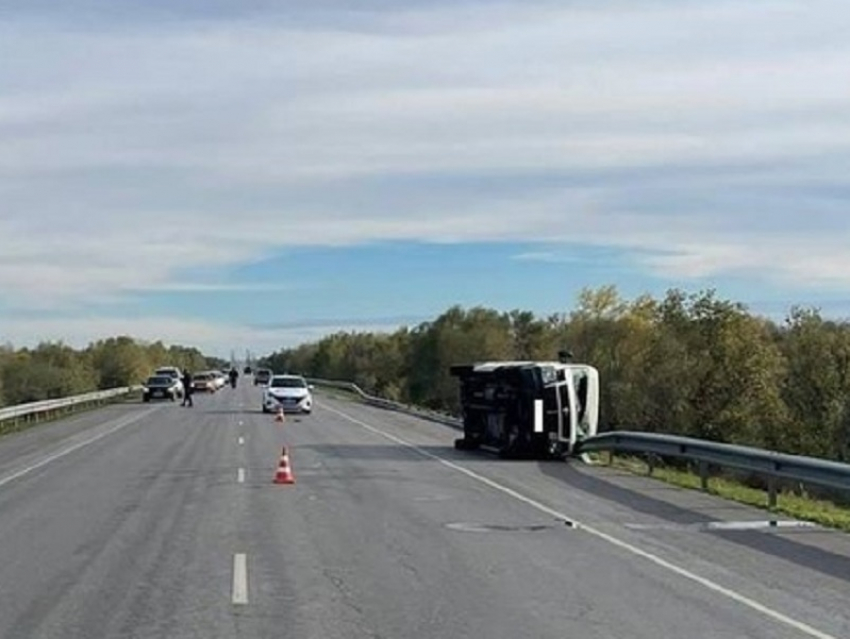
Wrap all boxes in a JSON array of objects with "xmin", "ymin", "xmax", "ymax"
[
  {"xmin": 0, "ymin": 407, "xmax": 160, "ymax": 490},
  {"xmin": 232, "ymin": 553, "xmax": 248, "ymax": 605},
  {"xmin": 237, "ymin": 467, "xmax": 245, "ymax": 483},
  {"xmin": 623, "ymin": 520, "xmax": 820, "ymax": 532},
  {"xmin": 238, "ymin": 436, "xmax": 245, "ymax": 445},
  {"xmin": 321, "ymin": 402, "xmax": 838, "ymax": 639}
]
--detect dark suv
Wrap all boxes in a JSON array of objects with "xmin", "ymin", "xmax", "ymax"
[
  {"xmin": 254, "ymin": 368, "xmax": 272, "ymax": 386},
  {"xmin": 143, "ymin": 375, "xmax": 179, "ymax": 402}
]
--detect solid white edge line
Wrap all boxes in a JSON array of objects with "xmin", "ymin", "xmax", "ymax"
[
  {"xmin": 232, "ymin": 553, "xmax": 248, "ymax": 605},
  {"xmin": 0, "ymin": 407, "xmax": 159, "ymax": 490},
  {"xmin": 237, "ymin": 467, "xmax": 245, "ymax": 483},
  {"xmin": 319, "ymin": 402, "xmax": 838, "ymax": 639}
]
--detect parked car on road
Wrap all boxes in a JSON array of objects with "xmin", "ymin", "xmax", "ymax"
[
  {"xmin": 191, "ymin": 372, "xmax": 218, "ymax": 393},
  {"xmin": 254, "ymin": 368, "xmax": 272, "ymax": 386},
  {"xmin": 154, "ymin": 366, "xmax": 184, "ymax": 398},
  {"xmin": 262, "ymin": 374, "xmax": 313, "ymax": 414},
  {"xmin": 211, "ymin": 371, "xmax": 227, "ymax": 390},
  {"xmin": 143, "ymin": 375, "xmax": 181, "ymax": 402}
]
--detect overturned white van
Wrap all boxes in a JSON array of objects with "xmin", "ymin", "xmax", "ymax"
[{"xmin": 450, "ymin": 360, "xmax": 599, "ymax": 459}]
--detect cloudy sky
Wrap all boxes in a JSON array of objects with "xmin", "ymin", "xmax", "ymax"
[{"xmin": 2, "ymin": 0, "xmax": 850, "ymax": 357}]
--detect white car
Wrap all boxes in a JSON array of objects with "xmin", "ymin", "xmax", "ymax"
[
  {"xmin": 208, "ymin": 371, "xmax": 225, "ymax": 390},
  {"xmin": 262, "ymin": 375, "xmax": 313, "ymax": 414}
]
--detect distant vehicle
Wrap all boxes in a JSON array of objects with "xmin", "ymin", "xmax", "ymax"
[
  {"xmin": 211, "ymin": 371, "xmax": 227, "ymax": 390},
  {"xmin": 243, "ymin": 366, "xmax": 252, "ymax": 375},
  {"xmin": 254, "ymin": 368, "xmax": 272, "ymax": 386},
  {"xmin": 154, "ymin": 366, "xmax": 184, "ymax": 398},
  {"xmin": 143, "ymin": 375, "xmax": 180, "ymax": 402},
  {"xmin": 450, "ymin": 360, "xmax": 599, "ymax": 459},
  {"xmin": 262, "ymin": 374, "xmax": 313, "ymax": 414},
  {"xmin": 191, "ymin": 371, "xmax": 218, "ymax": 393}
]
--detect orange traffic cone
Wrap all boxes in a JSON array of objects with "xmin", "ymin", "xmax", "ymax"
[
  {"xmin": 274, "ymin": 406, "xmax": 285, "ymax": 423},
  {"xmin": 273, "ymin": 446, "xmax": 295, "ymax": 484}
]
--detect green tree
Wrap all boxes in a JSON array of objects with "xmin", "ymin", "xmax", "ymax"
[
  {"xmin": 88, "ymin": 336, "xmax": 151, "ymax": 388},
  {"xmin": 0, "ymin": 337, "xmax": 216, "ymax": 407},
  {"xmin": 778, "ymin": 307, "xmax": 850, "ymax": 459},
  {"xmin": 256, "ymin": 285, "xmax": 850, "ymax": 460}
]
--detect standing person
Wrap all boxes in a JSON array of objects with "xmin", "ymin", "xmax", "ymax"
[
  {"xmin": 182, "ymin": 369, "xmax": 194, "ymax": 407},
  {"xmin": 228, "ymin": 368, "xmax": 238, "ymax": 388}
]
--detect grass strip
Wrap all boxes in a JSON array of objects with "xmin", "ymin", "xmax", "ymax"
[{"xmin": 603, "ymin": 453, "xmax": 850, "ymax": 532}]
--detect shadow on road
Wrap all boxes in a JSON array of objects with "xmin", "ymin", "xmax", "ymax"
[
  {"xmin": 297, "ymin": 443, "xmax": 459, "ymax": 463},
  {"xmin": 199, "ymin": 409, "xmax": 264, "ymax": 415},
  {"xmin": 536, "ymin": 461, "xmax": 850, "ymax": 582}
]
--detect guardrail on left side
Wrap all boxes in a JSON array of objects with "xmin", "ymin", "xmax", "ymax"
[
  {"xmin": 0, "ymin": 386, "xmax": 142, "ymax": 427},
  {"xmin": 308, "ymin": 378, "xmax": 463, "ymax": 430}
]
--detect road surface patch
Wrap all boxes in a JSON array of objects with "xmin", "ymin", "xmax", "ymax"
[{"xmin": 321, "ymin": 402, "xmax": 840, "ymax": 639}]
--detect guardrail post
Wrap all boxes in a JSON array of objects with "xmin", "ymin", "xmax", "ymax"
[
  {"xmin": 699, "ymin": 461, "xmax": 709, "ymax": 492},
  {"xmin": 767, "ymin": 476, "xmax": 778, "ymax": 510},
  {"xmin": 645, "ymin": 453, "xmax": 655, "ymax": 476}
]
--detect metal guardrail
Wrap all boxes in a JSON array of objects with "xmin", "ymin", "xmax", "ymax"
[
  {"xmin": 577, "ymin": 431, "xmax": 850, "ymax": 507},
  {"xmin": 0, "ymin": 386, "xmax": 141, "ymax": 427},
  {"xmin": 308, "ymin": 378, "xmax": 463, "ymax": 429},
  {"xmin": 310, "ymin": 377, "xmax": 850, "ymax": 508}
]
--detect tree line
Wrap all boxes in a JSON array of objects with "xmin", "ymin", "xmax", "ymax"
[
  {"xmin": 0, "ymin": 337, "xmax": 214, "ymax": 407},
  {"xmin": 260, "ymin": 286, "xmax": 850, "ymax": 461}
]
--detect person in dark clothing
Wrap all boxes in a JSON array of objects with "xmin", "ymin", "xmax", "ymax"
[
  {"xmin": 181, "ymin": 369, "xmax": 194, "ymax": 407},
  {"xmin": 228, "ymin": 368, "xmax": 238, "ymax": 388}
]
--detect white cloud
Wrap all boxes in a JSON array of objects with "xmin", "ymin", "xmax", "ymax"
[
  {"xmin": 122, "ymin": 282, "xmax": 308, "ymax": 293},
  {"xmin": 2, "ymin": 0, "xmax": 850, "ymax": 348}
]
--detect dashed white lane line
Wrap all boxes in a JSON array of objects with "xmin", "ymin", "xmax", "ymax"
[
  {"xmin": 237, "ymin": 467, "xmax": 245, "ymax": 484},
  {"xmin": 232, "ymin": 553, "xmax": 248, "ymax": 605},
  {"xmin": 320, "ymin": 402, "xmax": 838, "ymax": 639},
  {"xmin": 0, "ymin": 408, "xmax": 159, "ymax": 490},
  {"xmin": 238, "ymin": 436, "xmax": 245, "ymax": 445}
]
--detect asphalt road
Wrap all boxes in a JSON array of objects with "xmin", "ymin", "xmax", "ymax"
[{"xmin": 0, "ymin": 384, "xmax": 848, "ymax": 638}]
